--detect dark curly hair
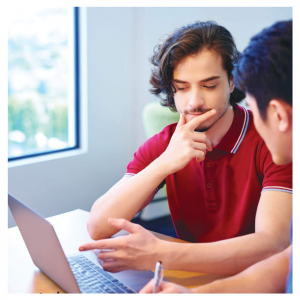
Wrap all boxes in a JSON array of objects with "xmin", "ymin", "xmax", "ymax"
[
  {"xmin": 149, "ymin": 21, "xmax": 245, "ymax": 111},
  {"xmin": 233, "ymin": 20, "xmax": 292, "ymax": 120}
]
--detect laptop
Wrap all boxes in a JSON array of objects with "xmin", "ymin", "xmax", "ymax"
[{"xmin": 8, "ymin": 193, "xmax": 157, "ymax": 293}]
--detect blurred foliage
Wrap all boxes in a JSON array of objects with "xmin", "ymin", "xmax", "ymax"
[
  {"xmin": 8, "ymin": 95, "xmax": 68, "ymax": 154},
  {"xmin": 8, "ymin": 8, "xmax": 71, "ymax": 158},
  {"xmin": 48, "ymin": 103, "xmax": 68, "ymax": 141}
]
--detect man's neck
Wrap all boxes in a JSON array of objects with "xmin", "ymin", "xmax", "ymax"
[{"xmin": 206, "ymin": 105, "xmax": 235, "ymax": 147}]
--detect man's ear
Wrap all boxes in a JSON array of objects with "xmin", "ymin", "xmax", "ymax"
[
  {"xmin": 229, "ymin": 75, "xmax": 235, "ymax": 93},
  {"xmin": 269, "ymin": 100, "xmax": 292, "ymax": 133}
]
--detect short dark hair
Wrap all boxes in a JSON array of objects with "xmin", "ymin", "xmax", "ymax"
[
  {"xmin": 149, "ymin": 21, "xmax": 245, "ymax": 111},
  {"xmin": 233, "ymin": 20, "xmax": 292, "ymax": 120}
]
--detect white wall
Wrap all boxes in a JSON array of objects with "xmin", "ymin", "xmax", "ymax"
[{"xmin": 8, "ymin": 7, "xmax": 292, "ymax": 228}]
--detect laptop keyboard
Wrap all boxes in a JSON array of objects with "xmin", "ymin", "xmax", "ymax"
[{"xmin": 67, "ymin": 254, "xmax": 136, "ymax": 294}]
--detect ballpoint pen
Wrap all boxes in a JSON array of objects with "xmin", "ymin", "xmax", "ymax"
[{"xmin": 153, "ymin": 261, "xmax": 164, "ymax": 293}]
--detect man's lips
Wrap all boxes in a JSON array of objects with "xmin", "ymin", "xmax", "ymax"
[
  {"xmin": 186, "ymin": 109, "xmax": 213, "ymax": 116},
  {"xmin": 186, "ymin": 113, "xmax": 205, "ymax": 121},
  {"xmin": 186, "ymin": 112, "xmax": 205, "ymax": 118},
  {"xmin": 185, "ymin": 111, "xmax": 213, "ymax": 122}
]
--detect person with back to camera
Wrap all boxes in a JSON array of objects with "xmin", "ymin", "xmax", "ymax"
[
  {"xmin": 140, "ymin": 20, "xmax": 293, "ymax": 293},
  {"xmin": 79, "ymin": 21, "xmax": 292, "ymax": 280}
]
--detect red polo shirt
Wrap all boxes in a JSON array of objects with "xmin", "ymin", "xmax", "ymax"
[{"xmin": 125, "ymin": 104, "xmax": 292, "ymax": 243}]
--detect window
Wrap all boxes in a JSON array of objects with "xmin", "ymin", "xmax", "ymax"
[{"xmin": 8, "ymin": 7, "xmax": 79, "ymax": 161}]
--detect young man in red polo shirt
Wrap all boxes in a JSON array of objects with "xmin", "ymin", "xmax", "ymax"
[
  {"xmin": 140, "ymin": 20, "xmax": 293, "ymax": 293},
  {"xmin": 79, "ymin": 21, "xmax": 292, "ymax": 276}
]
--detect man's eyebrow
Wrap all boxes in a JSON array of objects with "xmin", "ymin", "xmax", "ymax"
[
  {"xmin": 173, "ymin": 79, "xmax": 188, "ymax": 84},
  {"xmin": 199, "ymin": 76, "xmax": 220, "ymax": 82},
  {"xmin": 173, "ymin": 76, "xmax": 221, "ymax": 84}
]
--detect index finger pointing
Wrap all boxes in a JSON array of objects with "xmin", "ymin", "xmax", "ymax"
[
  {"xmin": 79, "ymin": 237, "xmax": 122, "ymax": 251},
  {"xmin": 186, "ymin": 109, "xmax": 216, "ymax": 131},
  {"xmin": 176, "ymin": 113, "xmax": 186, "ymax": 130}
]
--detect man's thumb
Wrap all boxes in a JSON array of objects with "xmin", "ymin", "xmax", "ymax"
[{"xmin": 108, "ymin": 218, "xmax": 139, "ymax": 234}]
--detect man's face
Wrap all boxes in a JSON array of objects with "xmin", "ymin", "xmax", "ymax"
[
  {"xmin": 173, "ymin": 50, "xmax": 234, "ymax": 132},
  {"xmin": 246, "ymin": 94, "xmax": 292, "ymax": 165}
]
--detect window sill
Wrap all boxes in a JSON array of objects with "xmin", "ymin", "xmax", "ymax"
[{"xmin": 8, "ymin": 147, "xmax": 87, "ymax": 169}]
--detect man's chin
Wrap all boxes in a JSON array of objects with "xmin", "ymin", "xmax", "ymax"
[
  {"xmin": 194, "ymin": 126, "xmax": 212, "ymax": 133},
  {"xmin": 191, "ymin": 119, "xmax": 214, "ymax": 132},
  {"xmin": 194, "ymin": 116, "xmax": 219, "ymax": 132},
  {"xmin": 195, "ymin": 105, "xmax": 229, "ymax": 133}
]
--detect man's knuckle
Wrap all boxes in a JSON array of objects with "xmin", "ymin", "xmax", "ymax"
[
  {"xmin": 182, "ymin": 131, "xmax": 189, "ymax": 139},
  {"xmin": 186, "ymin": 140, "xmax": 193, "ymax": 147},
  {"xmin": 135, "ymin": 224, "xmax": 142, "ymax": 231},
  {"xmin": 184, "ymin": 139, "xmax": 192, "ymax": 147},
  {"xmin": 121, "ymin": 252, "xmax": 129, "ymax": 260},
  {"xmin": 109, "ymin": 268, "xmax": 117, "ymax": 273},
  {"xmin": 119, "ymin": 219, "xmax": 126, "ymax": 226},
  {"xmin": 200, "ymin": 144, "xmax": 206, "ymax": 152},
  {"xmin": 199, "ymin": 152, "xmax": 205, "ymax": 159},
  {"xmin": 120, "ymin": 240, "xmax": 128, "ymax": 249},
  {"xmin": 99, "ymin": 243, "xmax": 106, "ymax": 249}
]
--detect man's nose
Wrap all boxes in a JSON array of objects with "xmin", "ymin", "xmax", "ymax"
[{"xmin": 188, "ymin": 88, "xmax": 205, "ymax": 111}]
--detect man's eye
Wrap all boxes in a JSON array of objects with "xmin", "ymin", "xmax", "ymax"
[
  {"xmin": 204, "ymin": 85, "xmax": 216, "ymax": 89},
  {"xmin": 177, "ymin": 87, "xmax": 186, "ymax": 91}
]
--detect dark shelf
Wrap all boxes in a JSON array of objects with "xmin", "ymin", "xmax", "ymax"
[{"xmin": 131, "ymin": 214, "xmax": 177, "ymax": 238}]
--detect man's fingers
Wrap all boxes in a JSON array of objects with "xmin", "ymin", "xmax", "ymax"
[
  {"xmin": 193, "ymin": 149, "xmax": 205, "ymax": 162},
  {"xmin": 108, "ymin": 218, "xmax": 142, "ymax": 234},
  {"xmin": 195, "ymin": 156, "xmax": 204, "ymax": 163},
  {"xmin": 176, "ymin": 113, "xmax": 186, "ymax": 129},
  {"xmin": 192, "ymin": 133, "xmax": 212, "ymax": 151},
  {"xmin": 186, "ymin": 109, "xmax": 216, "ymax": 131},
  {"xmin": 79, "ymin": 237, "xmax": 121, "ymax": 251},
  {"xmin": 139, "ymin": 279, "xmax": 170, "ymax": 293},
  {"xmin": 191, "ymin": 141, "xmax": 208, "ymax": 153},
  {"xmin": 97, "ymin": 249, "xmax": 120, "ymax": 260},
  {"xmin": 158, "ymin": 282, "xmax": 180, "ymax": 293},
  {"xmin": 102, "ymin": 260, "xmax": 125, "ymax": 273}
]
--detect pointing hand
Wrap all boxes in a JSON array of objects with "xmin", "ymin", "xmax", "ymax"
[{"xmin": 79, "ymin": 218, "xmax": 163, "ymax": 272}]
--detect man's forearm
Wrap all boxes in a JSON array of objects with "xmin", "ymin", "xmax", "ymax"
[
  {"xmin": 87, "ymin": 156, "xmax": 170, "ymax": 240},
  {"xmin": 193, "ymin": 246, "xmax": 291, "ymax": 293},
  {"xmin": 160, "ymin": 231, "xmax": 288, "ymax": 275}
]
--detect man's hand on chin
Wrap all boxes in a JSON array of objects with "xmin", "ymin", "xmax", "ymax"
[{"xmin": 79, "ymin": 218, "xmax": 164, "ymax": 272}]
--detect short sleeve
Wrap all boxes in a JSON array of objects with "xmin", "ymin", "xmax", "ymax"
[
  {"xmin": 124, "ymin": 123, "xmax": 176, "ymax": 192},
  {"xmin": 256, "ymin": 136, "xmax": 292, "ymax": 194}
]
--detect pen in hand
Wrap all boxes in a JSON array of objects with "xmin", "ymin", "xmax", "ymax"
[{"xmin": 153, "ymin": 261, "xmax": 164, "ymax": 293}]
